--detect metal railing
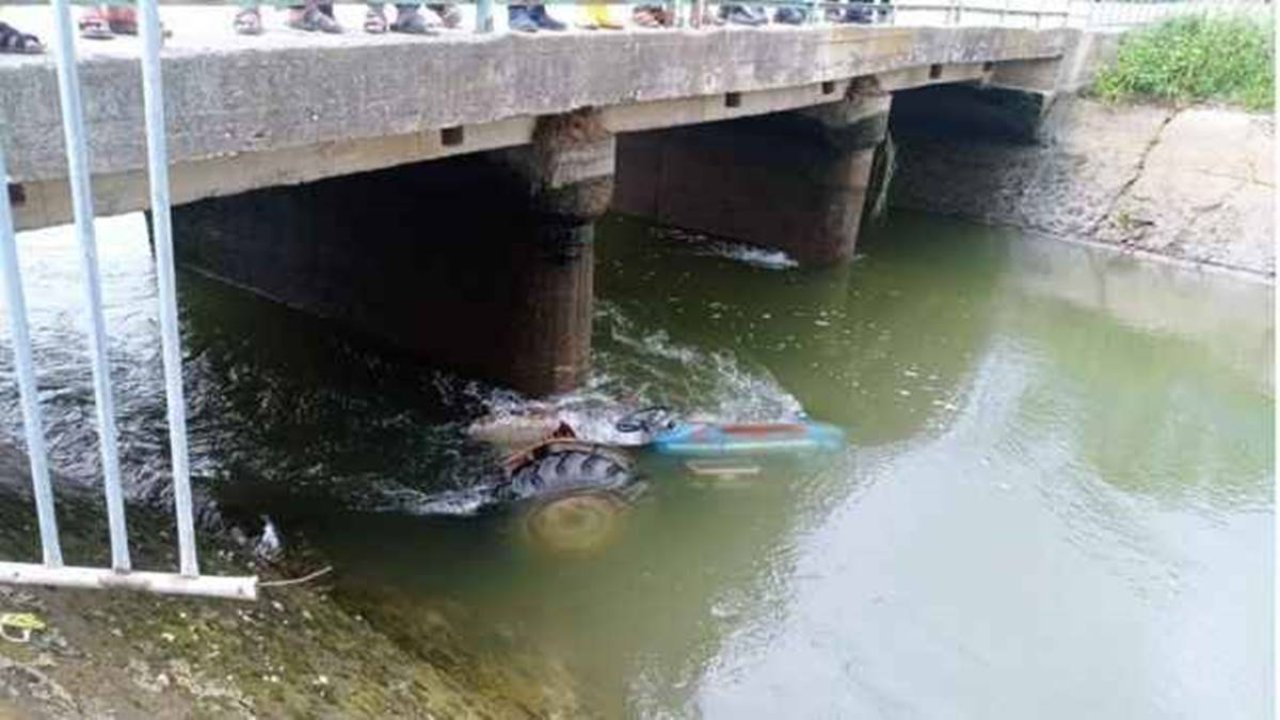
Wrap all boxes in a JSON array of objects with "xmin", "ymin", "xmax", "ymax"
[
  {"xmin": 0, "ymin": 0, "xmax": 257, "ymax": 600},
  {"xmin": 1079, "ymin": 0, "xmax": 1271, "ymax": 29}
]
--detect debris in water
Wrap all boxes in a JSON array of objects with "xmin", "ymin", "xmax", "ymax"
[{"xmin": 254, "ymin": 516, "xmax": 283, "ymax": 562}]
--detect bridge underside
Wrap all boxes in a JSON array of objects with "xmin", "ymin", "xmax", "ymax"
[
  {"xmin": 169, "ymin": 74, "xmax": 1052, "ymax": 395},
  {"xmin": 1, "ymin": 24, "xmax": 1086, "ymax": 395}
]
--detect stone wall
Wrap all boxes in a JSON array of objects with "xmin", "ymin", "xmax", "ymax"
[{"xmin": 891, "ymin": 96, "xmax": 1275, "ymax": 278}]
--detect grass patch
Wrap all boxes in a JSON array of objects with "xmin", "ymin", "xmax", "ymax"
[{"xmin": 1093, "ymin": 13, "xmax": 1275, "ymax": 112}]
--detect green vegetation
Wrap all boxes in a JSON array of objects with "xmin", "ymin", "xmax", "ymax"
[{"xmin": 1094, "ymin": 13, "xmax": 1274, "ymax": 112}]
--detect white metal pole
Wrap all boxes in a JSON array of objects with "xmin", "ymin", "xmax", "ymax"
[
  {"xmin": 137, "ymin": 0, "xmax": 199, "ymax": 579},
  {"xmin": 0, "ymin": 561, "xmax": 256, "ymax": 601},
  {"xmin": 47, "ymin": 0, "xmax": 131, "ymax": 573},
  {"xmin": 0, "ymin": 145, "xmax": 63, "ymax": 568}
]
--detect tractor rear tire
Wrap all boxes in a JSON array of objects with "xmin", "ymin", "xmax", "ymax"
[{"xmin": 503, "ymin": 442, "xmax": 635, "ymax": 554}]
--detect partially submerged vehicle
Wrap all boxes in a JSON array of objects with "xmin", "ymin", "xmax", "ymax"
[
  {"xmin": 495, "ymin": 432, "xmax": 640, "ymax": 554},
  {"xmin": 613, "ymin": 406, "xmax": 845, "ymax": 457},
  {"xmin": 470, "ymin": 407, "xmax": 846, "ymax": 552}
]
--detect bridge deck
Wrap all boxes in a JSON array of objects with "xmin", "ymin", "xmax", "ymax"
[{"xmin": 1, "ymin": 14, "xmax": 1073, "ymax": 229}]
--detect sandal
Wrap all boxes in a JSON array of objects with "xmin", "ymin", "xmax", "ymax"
[
  {"xmin": 78, "ymin": 9, "xmax": 115, "ymax": 40},
  {"xmin": 288, "ymin": 5, "xmax": 343, "ymax": 32},
  {"xmin": 105, "ymin": 6, "xmax": 137, "ymax": 35},
  {"xmin": 632, "ymin": 8, "xmax": 663, "ymax": 27},
  {"xmin": 234, "ymin": 7, "xmax": 264, "ymax": 35},
  {"xmin": 391, "ymin": 6, "xmax": 439, "ymax": 34},
  {"xmin": 0, "ymin": 22, "xmax": 44, "ymax": 54},
  {"xmin": 364, "ymin": 5, "xmax": 388, "ymax": 33},
  {"xmin": 428, "ymin": 3, "xmax": 463, "ymax": 29}
]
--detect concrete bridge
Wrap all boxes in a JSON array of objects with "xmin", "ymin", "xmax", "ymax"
[{"xmin": 1, "ymin": 24, "xmax": 1108, "ymax": 395}]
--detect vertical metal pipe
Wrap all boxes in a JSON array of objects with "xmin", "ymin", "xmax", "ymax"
[
  {"xmin": 137, "ymin": 0, "xmax": 199, "ymax": 579},
  {"xmin": 0, "ymin": 145, "xmax": 63, "ymax": 568},
  {"xmin": 476, "ymin": 0, "xmax": 494, "ymax": 32},
  {"xmin": 48, "ymin": 0, "xmax": 131, "ymax": 573}
]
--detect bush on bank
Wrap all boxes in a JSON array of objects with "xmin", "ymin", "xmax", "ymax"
[{"xmin": 1094, "ymin": 13, "xmax": 1274, "ymax": 112}]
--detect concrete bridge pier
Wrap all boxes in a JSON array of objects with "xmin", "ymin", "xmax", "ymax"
[
  {"xmin": 170, "ymin": 110, "xmax": 614, "ymax": 396},
  {"xmin": 613, "ymin": 81, "xmax": 892, "ymax": 266}
]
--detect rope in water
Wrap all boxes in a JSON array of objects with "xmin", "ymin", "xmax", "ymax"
[{"xmin": 258, "ymin": 565, "xmax": 334, "ymax": 589}]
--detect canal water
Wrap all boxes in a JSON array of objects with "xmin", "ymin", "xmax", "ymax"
[{"xmin": 1, "ymin": 211, "xmax": 1273, "ymax": 717}]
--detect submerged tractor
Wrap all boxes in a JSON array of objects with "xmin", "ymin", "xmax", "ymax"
[{"xmin": 471, "ymin": 407, "xmax": 845, "ymax": 553}]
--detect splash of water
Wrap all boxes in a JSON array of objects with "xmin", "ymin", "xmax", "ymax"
[{"xmin": 649, "ymin": 228, "xmax": 798, "ymax": 270}]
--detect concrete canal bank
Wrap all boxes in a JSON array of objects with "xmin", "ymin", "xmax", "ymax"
[
  {"xmin": 0, "ymin": 452, "xmax": 584, "ymax": 719},
  {"xmin": 891, "ymin": 96, "xmax": 1275, "ymax": 279}
]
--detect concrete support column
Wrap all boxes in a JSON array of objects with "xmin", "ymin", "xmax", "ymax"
[
  {"xmin": 171, "ymin": 110, "xmax": 614, "ymax": 396},
  {"xmin": 491, "ymin": 110, "xmax": 615, "ymax": 394},
  {"xmin": 613, "ymin": 80, "xmax": 891, "ymax": 266}
]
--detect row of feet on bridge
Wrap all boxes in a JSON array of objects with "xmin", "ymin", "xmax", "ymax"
[
  {"xmin": 0, "ymin": 0, "xmax": 890, "ymax": 53},
  {"xmin": 226, "ymin": 1, "xmax": 889, "ymax": 35}
]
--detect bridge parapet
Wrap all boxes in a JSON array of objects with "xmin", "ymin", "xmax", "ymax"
[{"xmin": 3, "ymin": 25, "xmax": 1076, "ymax": 230}]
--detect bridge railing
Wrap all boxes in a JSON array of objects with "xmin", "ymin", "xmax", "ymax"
[{"xmin": 1075, "ymin": 0, "xmax": 1272, "ymax": 29}]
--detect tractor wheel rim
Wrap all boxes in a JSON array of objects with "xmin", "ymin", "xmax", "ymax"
[{"xmin": 524, "ymin": 493, "xmax": 623, "ymax": 553}]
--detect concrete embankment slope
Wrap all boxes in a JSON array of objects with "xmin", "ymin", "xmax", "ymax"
[
  {"xmin": 0, "ymin": 451, "xmax": 583, "ymax": 719},
  {"xmin": 892, "ymin": 98, "xmax": 1275, "ymax": 279}
]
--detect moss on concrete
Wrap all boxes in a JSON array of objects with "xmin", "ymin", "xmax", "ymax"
[{"xmin": 0, "ymin": 455, "xmax": 586, "ymax": 719}]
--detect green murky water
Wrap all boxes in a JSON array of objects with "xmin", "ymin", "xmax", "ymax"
[{"xmin": 2, "ymin": 211, "xmax": 1273, "ymax": 717}]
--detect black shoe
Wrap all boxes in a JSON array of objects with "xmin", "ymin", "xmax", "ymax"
[
  {"xmin": 839, "ymin": 3, "xmax": 874, "ymax": 23},
  {"xmin": 774, "ymin": 6, "xmax": 806, "ymax": 23},
  {"xmin": 724, "ymin": 4, "xmax": 765, "ymax": 25},
  {"xmin": 509, "ymin": 5, "xmax": 538, "ymax": 31},
  {"xmin": 530, "ymin": 5, "xmax": 566, "ymax": 30}
]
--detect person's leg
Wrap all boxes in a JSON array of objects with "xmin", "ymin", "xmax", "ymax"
[
  {"xmin": 721, "ymin": 4, "xmax": 758, "ymax": 24},
  {"xmin": 839, "ymin": 0, "xmax": 872, "ymax": 23},
  {"xmin": 234, "ymin": 0, "xmax": 264, "ymax": 35},
  {"xmin": 365, "ymin": 2, "xmax": 389, "ymax": 32},
  {"xmin": 508, "ymin": 2, "xmax": 538, "ymax": 31},
  {"xmin": 632, "ymin": 4, "xmax": 669, "ymax": 27},
  {"xmin": 529, "ymin": 3, "xmax": 566, "ymax": 30},
  {"xmin": 288, "ymin": 0, "xmax": 343, "ymax": 31},
  {"xmin": 773, "ymin": 5, "xmax": 805, "ymax": 23},
  {"xmin": 79, "ymin": 0, "xmax": 137, "ymax": 38},
  {"xmin": 81, "ymin": 1, "xmax": 172, "ymax": 39},
  {"xmin": 105, "ymin": 3, "xmax": 137, "ymax": 33},
  {"xmin": 390, "ymin": 3, "xmax": 438, "ymax": 33},
  {"xmin": 426, "ymin": 3, "xmax": 462, "ymax": 28},
  {"xmin": 79, "ymin": 4, "xmax": 116, "ymax": 39}
]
